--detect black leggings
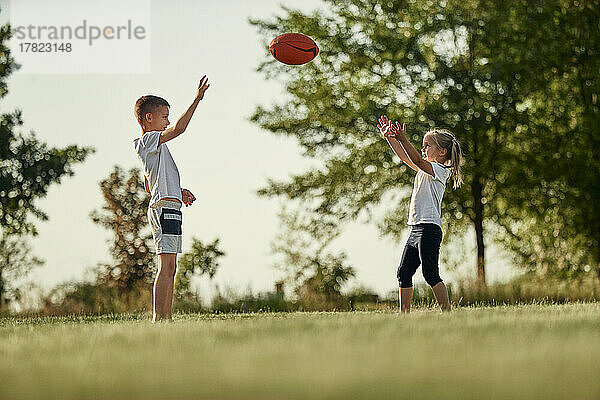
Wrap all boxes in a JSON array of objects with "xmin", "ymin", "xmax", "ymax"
[{"xmin": 397, "ymin": 223, "xmax": 443, "ymax": 288}]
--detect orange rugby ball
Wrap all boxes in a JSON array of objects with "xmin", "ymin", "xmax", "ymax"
[{"xmin": 269, "ymin": 33, "xmax": 319, "ymax": 65}]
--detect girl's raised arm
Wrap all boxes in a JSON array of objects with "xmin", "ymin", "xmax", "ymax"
[
  {"xmin": 389, "ymin": 122, "xmax": 434, "ymax": 176},
  {"xmin": 378, "ymin": 116, "xmax": 418, "ymax": 172}
]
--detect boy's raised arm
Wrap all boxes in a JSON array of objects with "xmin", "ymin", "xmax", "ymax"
[{"xmin": 159, "ymin": 76, "xmax": 210, "ymax": 145}]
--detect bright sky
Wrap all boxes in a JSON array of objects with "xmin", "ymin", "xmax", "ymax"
[{"xmin": 1, "ymin": 0, "xmax": 517, "ymax": 303}]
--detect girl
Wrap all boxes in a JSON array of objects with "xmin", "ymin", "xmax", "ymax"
[{"xmin": 377, "ymin": 115, "xmax": 463, "ymax": 312}]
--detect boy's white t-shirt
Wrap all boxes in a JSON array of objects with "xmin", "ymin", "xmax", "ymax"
[
  {"xmin": 133, "ymin": 131, "xmax": 182, "ymax": 207},
  {"xmin": 407, "ymin": 162, "xmax": 451, "ymax": 228}
]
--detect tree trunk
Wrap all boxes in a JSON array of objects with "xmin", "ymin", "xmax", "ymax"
[
  {"xmin": 596, "ymin": 253, "xmax": 600, "ymax": 284},
  {"xmin": 595, "ymin": 226, "xmax": 600, "ymax": 284},
  {"xmin": 466, "ymin": 23, "xmax": 486, "ymax": 287},
  {"xmin": 474, "ymin": 215, "xmax": 486, "ymax": 287},
  {"xmin": 472, "ymin": 174, "xmax": 486, "ymax": 286},
  {"xmin": 0, "ymin": 276, "xmax": 4, "ymax": 311}
]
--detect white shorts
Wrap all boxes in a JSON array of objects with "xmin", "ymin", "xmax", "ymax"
[{"xmin": 148, "ymin": 199, "xmax": 183, "ymax": 254}]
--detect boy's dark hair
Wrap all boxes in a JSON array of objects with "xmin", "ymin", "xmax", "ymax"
[{"xmin": 134, "ymin": 95, "xmax": 170, "ymax": 126}]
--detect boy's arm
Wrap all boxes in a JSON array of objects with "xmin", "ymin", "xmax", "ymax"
[
  {"xmin": 181, "ymin": 188, "xmax": 196, "ymax": 206},
  {"xmin": 159, "ymin": 76, "xmax": 210, "ymax": 146},
  {"xmin": 378, "ymin": 116, "xmax": 418, "ymax": 172},
  {"xmin": 390, "ymin": 121, "xmax": 435, "ymax": 176}
]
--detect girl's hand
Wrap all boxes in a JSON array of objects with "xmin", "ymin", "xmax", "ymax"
[
  {"xmin": 377, "ymin": 115, "xmax": 395, "ymax": 139},
  {"xmin": 389, "ymin": 121, "xmax": 406, "ymax": 137},
  {"xmin": 182, "ymin": 188, "xmax": 196, "ymax": 207}
]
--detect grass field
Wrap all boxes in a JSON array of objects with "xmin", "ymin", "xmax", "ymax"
[{"xmin": 1, "ymin": 303, "xmax": 599, "ymax": 400}]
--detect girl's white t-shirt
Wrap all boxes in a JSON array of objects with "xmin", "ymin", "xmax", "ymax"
[
  {"xmin": 134, "ymin": 131, "xmax": 182, "ymax": 207},
  {"xmin": 407, "ymin": 162, "xmax": 450, "ymax": 228}
]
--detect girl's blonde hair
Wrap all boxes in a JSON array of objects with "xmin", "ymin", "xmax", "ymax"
[{"xmin": 427, "ymin": 128, "xmax": 463, "ymax": 189}]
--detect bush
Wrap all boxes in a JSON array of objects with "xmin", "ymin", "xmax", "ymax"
[
  {"xmin": 40, "ymin": 281, "xmax": 151, "ymax": 315},
  {"xmin": 21, "ymin": 272, "xmax": 600, "ymax": 317},
  {"xmin": 452, "ymin": 272, "xmax": 600, "ymax": 306},
  {"xmin": 172, "ymin": 295, "xmax": 205, "ymax": 313},
  {"xmin": 211, "ymin": 291, "xmax": 292, "ymax": 313}
]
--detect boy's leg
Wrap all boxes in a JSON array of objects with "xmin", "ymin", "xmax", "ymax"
[
  {"xmin": 165, "ymin": 257, "xmax": 177, "ymax": 316},
  {"xmin": 432, "ymin": 282, "xmax": 451, "ymax": 312},
  {"xmin": 153, "ymin": 253, "xmax": 177, "ymax": 321},
  {"xmin": 148, "ymin": 201, "xmax": 183, "ymax": 321}
]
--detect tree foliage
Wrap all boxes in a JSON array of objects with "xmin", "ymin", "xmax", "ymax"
[
  {"xmin": 0, "ymin": 20, "xmax": 93, "ymax": 236},
  {"xmin": 495, "ymin": 1, "xmax": 600, "ymax": 278},
  {"xmin": 0, "ymin": 112, "xmax": 93, "ymax": 235},
  {"xmin": 47, "ymin": 167, "xmax": 223, "ymax": 313},
  {"xmin": 0, "ymin": 15, "xmax": 92, "ymax": 307},
  {"xmin": 90, "ymin": 166, "xmax": 155, "ymax": 292},
  {"xmin": 271, "ymin": 207, "xmax": 355, "ymax": 302},
  {"xmin": 0, "ymin": 234, "xmax": 43, "ymax": 309},
  {"xmin": 175, "ymin": 237, "xmax": 224, "ymax": 300}
]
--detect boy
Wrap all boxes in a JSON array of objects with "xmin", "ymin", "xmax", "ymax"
[{"xmin": 133, "ymin": 76, "xmax": 210, "ymax": 321}]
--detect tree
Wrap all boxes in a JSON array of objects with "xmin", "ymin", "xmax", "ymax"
[
  {"xmin": 90, "ymin": 166, "xmax": 155, "ymax": 293},
  {"xmin": 0, "ymin": 21, "xmax": 93, "ymax": 235},
  {"xmin": 174, "ymin": 237, "xmax": 224, "ymax": 300},
  {"xmin": 46, "ymin": 167, "xmax": 224, "ymax": 314},
  {"xmin": 0, "ymin": 234, "xmax": 43, "ymax": 309},
  {"xmin": 271, "ymin": 207, "xmax": 355, "ymax": 303},
  {"xmin": 0, "ymin": 15, "xmax": 93, "ymax": 306},
  {"xmin": 250, "ymin": 0, "xmax": 590, "ymax": 285},
  {"xmin": 528, "ymin": 1, "xmax": 599, "ymax": 279},
  {"xmin": 480, "ymin": 1, "xmax": 600, "ymax": 279}
]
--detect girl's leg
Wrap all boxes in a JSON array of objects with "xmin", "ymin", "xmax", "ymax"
[
  {"xmin": 399, "ymin": 287, "xmax": 413, "ymax": 313},
  {"xmin": 397, "ymin": 232, "xmax": 420, "ymax": 313},
  {"xmin": 432, "ymin": 282, "xmax": 451, "ymax": 312},
  {"xmin": 418, "ymin": 225, "xmax": 450, "ymax": 311}
]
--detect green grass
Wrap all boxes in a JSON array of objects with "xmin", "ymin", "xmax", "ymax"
[{"xmin": 1, "ymin": 303, "xmax": 599, "ymax": 400}]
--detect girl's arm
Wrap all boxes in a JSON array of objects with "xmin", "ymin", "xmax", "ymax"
[
  {"xmin": 378, "ymin": 116, "xmax": 418, "ymax": 172},
  {"xmin": 385, "ymin": 138, "xmax": 418, "ymax": 172},
  {"xmin": 390, "ymin": 121, "xmax": 435, "ymax": 176}
]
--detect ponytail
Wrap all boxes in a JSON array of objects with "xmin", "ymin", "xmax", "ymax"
[
  {"xmin": 428, "ymin": 129, "xmax": 463, "ymax": 189},
  {"xmin": 449, "ymin": 138, "xmax": 463, "ymax": 189}
]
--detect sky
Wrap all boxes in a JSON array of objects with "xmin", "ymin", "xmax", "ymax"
[{"xmin": 1, "ymin": 0, "xmax": 518, "ymax": 304}]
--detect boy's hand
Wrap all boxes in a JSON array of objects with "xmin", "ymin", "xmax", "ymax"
[
  {"xmin": 182, "ymin": 188, "xmax": 196, "ymax": 206},
  {"xmin": 377, "ymin": 115, "xmax": 394, "ymax": 139},
  {"xmin": 195, "ymin": 75, "xmax": 210, "ymax": 100}
]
